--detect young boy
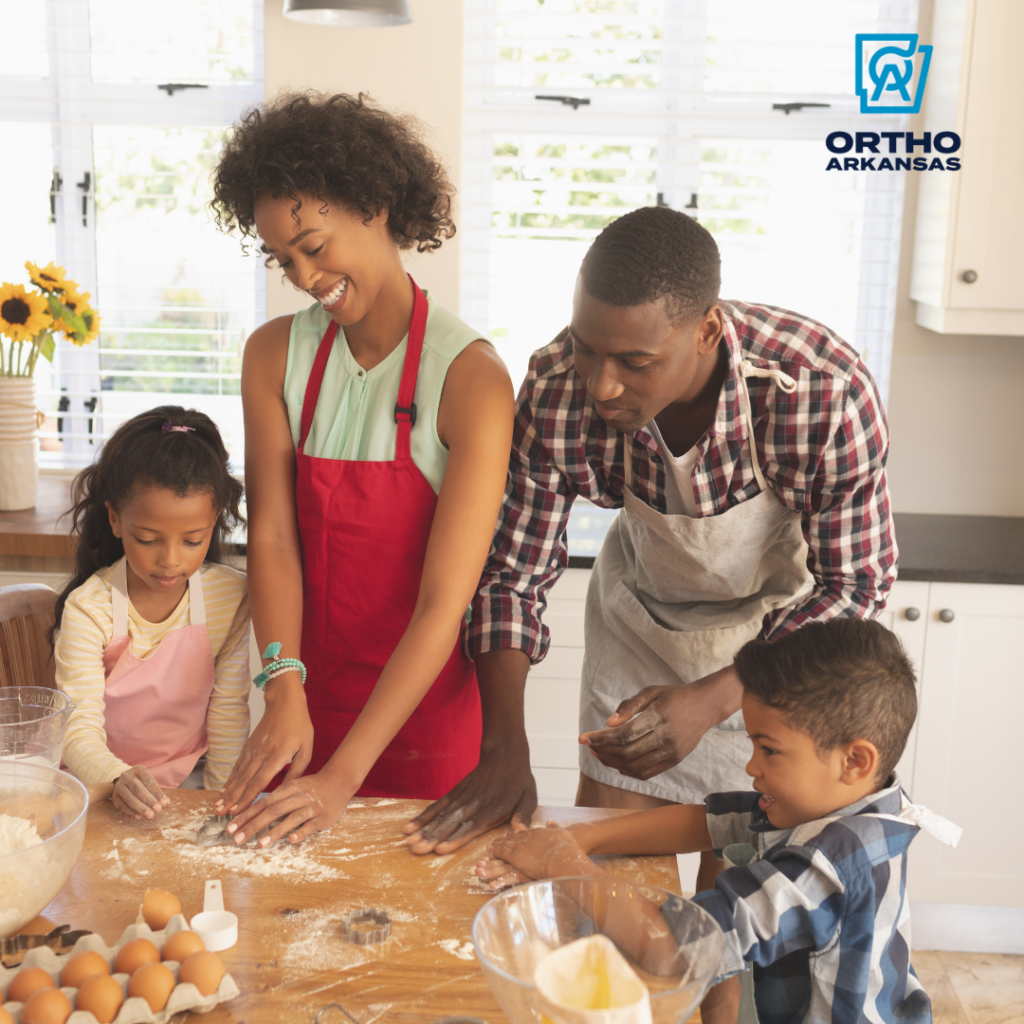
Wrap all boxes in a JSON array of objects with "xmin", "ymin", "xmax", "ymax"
[{"xmin": 477, "ymin": 619, "xmax": 961, "ymax": 1024}]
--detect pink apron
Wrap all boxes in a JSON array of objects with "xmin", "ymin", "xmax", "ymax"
[{"xmin": 101, "ymin": 557, "xmax": 215, "ymax": 788}]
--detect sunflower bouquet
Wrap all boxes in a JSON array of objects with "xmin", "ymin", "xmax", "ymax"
[{"xmin": 0, "ymin": 261, "xmax": 100, "ymax": 377}]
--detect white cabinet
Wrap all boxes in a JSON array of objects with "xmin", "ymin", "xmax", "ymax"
[
  {"xmin": 910, "ymin": 0, "xmax": 1024, "ymax": 334},
  {"xmin": 909, "ymin": 582, "xmax": 1024, "ymax": 908}
]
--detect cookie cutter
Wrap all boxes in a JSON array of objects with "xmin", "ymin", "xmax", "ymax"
[{"xmin": 340, "ymin": 908, "xmax": 392, "ymax": 945}]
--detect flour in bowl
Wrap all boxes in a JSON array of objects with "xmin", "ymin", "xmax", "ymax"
[{"xmin": 0, "ymin": 813, "xmax": 40, "ymax": 854}]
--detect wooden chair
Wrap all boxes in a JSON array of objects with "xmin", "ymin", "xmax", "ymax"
[{"xmin": 0, "ymin": 584, "xmax": 57, "ymax": 689}]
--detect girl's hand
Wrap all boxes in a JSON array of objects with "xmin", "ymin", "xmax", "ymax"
[
  {"xmin": 475, "ymin": 855, "xmax": 532, "ymax": 890},
  {"xmin": 485, "ymin": 820, "xmax": 592, "ymax": 881},
  {"xmin": 224, "ymin": 770, "xmax": 349, "ymax": 847},
  {"xmin": 112, "ymin": 766, "xmax": 170, "ymax": 819},
  {"xmin": 215, "ymin": 677, "xmax": 313, "ymax": 816}
]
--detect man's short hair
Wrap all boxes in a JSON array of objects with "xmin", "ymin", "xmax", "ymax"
[
  {"xmin": 735, "ymin": 618, "xmax": 917, "ymax": 782},
  {"xmin": 579, "ymin": 206, "xmax": 721, "ymax": 325}
]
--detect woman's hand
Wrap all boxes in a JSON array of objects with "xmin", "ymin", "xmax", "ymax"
[
  {"xmin": 215, "ymin": 677, "xmax": 314, "ymax": 816},
  {"xmin": 224, "ymin": 769, "xmax": 350, "ymax": 847},
  {"xmin": 112, "ymin": 766, "xmax": 170, "ymax": 819},
  {"xmin": 484, "ymin": 820, "xmax": 594, "ymax": 881}
]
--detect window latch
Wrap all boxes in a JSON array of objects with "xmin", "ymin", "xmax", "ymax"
[
  {"xmin": 49, "ymin": 169, "xmax": 63, "ymax": 224},
  {"xmin": 772, "ymin": 102, "xmax": 831, "ymax": 115},
  {"xmin": 157, "ymin": 83, "xmax": 210, "ymax": 96},
  {"xmin": 77, "ymin": 172, "xmax": 92, "ymax": 227},
  {"xmin": 657, "ymin": 192, "xmax": 699, "ymax": 211},
  {"xmin": 535, "ymin": 94, "xmax": 590, "ymax": 110}
]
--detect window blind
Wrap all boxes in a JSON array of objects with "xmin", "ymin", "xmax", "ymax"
[
  {"xmin": 463, "ymin": 0, "xmax": 919, "ymax": 399},
  {"xmin": 0, "ymin": 0, "xmax": 264, "ymax": 470}
]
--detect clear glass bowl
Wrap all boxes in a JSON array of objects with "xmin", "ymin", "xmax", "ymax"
[
  {"xmin": 0, "ymin": 687, "xmax": 77, "ymax": 768},
  {"xmin": 0, "ymin": 762, "xmax": 88, "ymax": 937},
  {"xmin": 472, "ymin": 877, "xmax": 725, "ymax": 1024}
]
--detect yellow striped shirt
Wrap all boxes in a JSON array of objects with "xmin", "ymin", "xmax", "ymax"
[{"xmin": 56, "ymin": 561, "xmax": 250, "ymax": 789}]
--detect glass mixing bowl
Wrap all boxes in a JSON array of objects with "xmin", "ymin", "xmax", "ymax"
[
  {"xmin": 472, "ymin": 877, "xmax": 725, "ymax": 1024},
  {"xmin": 0, "ymin": 687, "xmax": 77, "ymax": 768},
  {"xmin": 0, "ymin": 762, "xmax": 88, "ymax": 937}
]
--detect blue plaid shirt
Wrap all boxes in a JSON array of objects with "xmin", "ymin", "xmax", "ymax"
[{"xmin": 672, "ymin": 780, "xmax": 935, "ymax": 1024}]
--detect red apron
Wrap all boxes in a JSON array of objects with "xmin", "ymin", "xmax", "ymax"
[{"xmin": 294, "ymin": 277, "xmax": 482, "ymax": 798}]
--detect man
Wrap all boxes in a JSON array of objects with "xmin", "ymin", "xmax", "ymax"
[{"xmin": 405, "ymin": 205, "xmax": 896, "ymax": 1014}]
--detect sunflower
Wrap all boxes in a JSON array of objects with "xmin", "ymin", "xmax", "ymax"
[
  {"xmin": 25, "ymin": 260, "xmax": 72, "ymax": 295},
  {"xmin": 52, "ymin": 286, "xmax": 91, "ymax": 337},
  {"xmin": 78, "ymin": 308, "xmax": 101, "ymax": 347},
  {"xmin": 0, "ymin": 283, "xmax": 51, "ymax": 342}
]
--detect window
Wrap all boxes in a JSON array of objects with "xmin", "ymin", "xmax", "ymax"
[
  {"xmin": 0, "ymin": 0, "xmax": 264, "ymax": 469},
  {"xmin": 463, "ymin": 0, "xmax": 918, "ymax": 401}
]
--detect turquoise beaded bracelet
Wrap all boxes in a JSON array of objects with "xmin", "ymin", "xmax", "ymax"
[{"xmin": 253, "ymin": 642, "xmax": 307, "ymax": 689}]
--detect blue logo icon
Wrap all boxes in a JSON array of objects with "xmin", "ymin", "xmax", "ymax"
[{"xmin": 855, "ymin": 33, "xmax": 933, "ymax": 114}]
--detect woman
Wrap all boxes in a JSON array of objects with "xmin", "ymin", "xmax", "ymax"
[{"xmin": 209, "ymin": 93, "xmax": 514, "ymax": 846}]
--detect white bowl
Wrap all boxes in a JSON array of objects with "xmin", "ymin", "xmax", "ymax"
[{"xmin": 0, "ymin": 762, "xmax": 88, "ymax": 937}]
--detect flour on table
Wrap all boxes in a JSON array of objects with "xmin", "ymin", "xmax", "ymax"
[{"xmin": 438, "ymin": 939, "xmax": 475, "ymax": 961}]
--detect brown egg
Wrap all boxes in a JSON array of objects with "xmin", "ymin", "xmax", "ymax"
[
  {"xmin": 161, "ymin": 929, "xmax": 205, "ymax": 962},
  {"xmin": 0, "ymin": 1004, "xmax": 13, "ymax": 1024},
  {"xmin": 114, "ymin": 937, "xmax": 160, "ymax": 975},
  {"xmin": 20, "ymin": 987, "xmax": 72, "ymax": 1024},
  {"xmin": 140, "ymin": 888, "xmax": 182, "ymax": 930},
  {"xmin": 59, "ymin": 950, "xmax": 110, "ymax": 988},
  {"xmin": 75, "ymin": 974, "xmax": 124, "ymax": 1024},
  {"xmin": 128, "ymin": 962, "xmax": 175, "ymax": 1012},
  {"xmin": 179, "ymin": 950, "xmax": 225, "ymax": 996},
  {"xmin": 6, "ymin": 966, "xmax": 55, "ymax": 1002}
]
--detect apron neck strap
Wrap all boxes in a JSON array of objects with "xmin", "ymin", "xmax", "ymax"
[
  {"xmin": 737, "ymin": 359, "xmax": 796, "ymax": 493},
  {"xmin": 623, "ymin": 435, "xmax": 634, "ymax": 492},
  {"xmin": 110, "ymin": 556, "xmax": 206, "ymax": 634},
  {"xmin": 298, "ymin": 320, "xmax": 339, "ymax": 455},
  {"xmin": 393, "ymin": 276, "xmax": 428, "ymax": 461}
]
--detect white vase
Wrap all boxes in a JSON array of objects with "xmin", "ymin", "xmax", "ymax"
[{"xmin": 0, "ymin": 377, "xmax": 40, "ymax": 511}]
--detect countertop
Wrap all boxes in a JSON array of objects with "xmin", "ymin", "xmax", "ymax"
[
  {"xmin": 30, "ymin": 794, "xmax": 686, "ymax": 1024},
  {"xmin": 1, "ymin": 478, "xmax": 1021, "ymax": 585}
]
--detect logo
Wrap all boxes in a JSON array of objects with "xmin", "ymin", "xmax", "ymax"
[{"xmin": 855, "ymin": 33, "xmax": 933, "ymax": 114}]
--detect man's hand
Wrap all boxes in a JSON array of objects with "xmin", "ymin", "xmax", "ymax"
[
  {"xmin": 403, "ymin": 746, "xmax": 537, "ymax": 854},
  {"xmin": 224, "ymin": 770, "xmax": 352, "ymax": 847},
  {"xmin": 112, "ymin": 766, "xmax": 170, "ymax": 820},
  {"xmin": 580, "ymin": 665, "xmax": 743, "ymax": 780},
  {"xmin": 215, "ymin": 676, "xmax": 314, "ymax": 816},
  {"xmin": 482, "ymin": 820, "xmax": 596, "ymax": 881}
]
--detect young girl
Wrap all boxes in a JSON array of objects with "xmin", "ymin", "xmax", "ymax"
[
  {"xmin": 207, "ymin": 92, "xmax": 517, "ymax": 849},
  {"xmin": 53, "ymin": 407, "xmax": 250, "ymax": 820}
]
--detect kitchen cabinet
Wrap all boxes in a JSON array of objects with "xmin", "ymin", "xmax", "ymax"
[
  {"xmin": 908, "ymin": 582, "xmax": 1024, "ymax": 908},
  {"xmin": 909, "ymin": 0, "xmax": 1024, "ymax": 334}
]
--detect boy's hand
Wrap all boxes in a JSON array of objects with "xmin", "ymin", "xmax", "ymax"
[
  {"xmin": 485, "ymin": 820, "xmax": 595, "ymax": 880},
  {"xmin": 475, "ymin": 856, "xmax": 532, "ymax": 890},
  {"xmin": 112, "ymin": 766, "xmax": 170, "ymax": 819}
]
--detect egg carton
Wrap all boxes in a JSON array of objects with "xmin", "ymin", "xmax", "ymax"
[{"xmin": 0, "ymin": 914, "xmax": 240, "ymax": 1024}]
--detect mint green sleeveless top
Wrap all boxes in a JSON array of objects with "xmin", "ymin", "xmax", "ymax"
[{"xmin": 284, "ymin": 293, "xmax": 487, "ymax": 495}]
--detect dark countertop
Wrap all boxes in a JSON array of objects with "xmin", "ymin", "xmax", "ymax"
[
  {"xmin": 2, "ymin": 484, "xmax": 1022, "ymax": 586},
  {"xmin": 568, "ymin": 512, "xmax": 1024, "ymax": 586}
]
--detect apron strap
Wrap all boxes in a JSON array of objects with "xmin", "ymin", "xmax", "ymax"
[
  {"xmin": 187, "ymin": 568, "xmax": 206, "ymax": 626},
  {"xmin": 393, "ymin": 276, "xmax": 429, "ymax": 462},
  {"xmin": 737, "ymin": 359, "xmax": 796, "ymax": 493},
  {"xmin": 111, "ymin": 556, "xmax": 129, "ymax": 639},
  {"xmin": 623, "ymin": 435, "xmax": 634, "ymax": 493},
  {"xmin": 297, "ymin": 320, "xmax": 340, "ymax": 455}
]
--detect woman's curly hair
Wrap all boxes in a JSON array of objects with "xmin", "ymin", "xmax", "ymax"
[{"xmin": 210, "ymin": 91, "xmax": 456, "ymax": 253}]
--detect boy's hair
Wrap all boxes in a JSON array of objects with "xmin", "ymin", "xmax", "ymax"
[
  {"xmin": 579, "ymin": 206, "xmax": 721, "ymax": 325},
  {"xmin": 49, "ymin": 406, "xmax": 244, "ymax": 646},
  {"xmin": 735, "ymin": 618, "xmax": 917, "ymax": 782},
  {"xmin": 210, "ymin": 91, "xmax": 456, "ymax": 253}
]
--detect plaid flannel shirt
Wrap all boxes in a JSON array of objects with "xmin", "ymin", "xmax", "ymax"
[
  {"xmin": 468, "ymin": 301, "xmax": 896, "ymax": 663},
  {"xmin": 673, "ymin": 780, "xmax": 932, "ymax": 1024}
]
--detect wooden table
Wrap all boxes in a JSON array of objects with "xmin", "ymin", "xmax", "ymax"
[{"xmin": 39, "ymin": 793, "xmax": 683, "ymax": 1024}]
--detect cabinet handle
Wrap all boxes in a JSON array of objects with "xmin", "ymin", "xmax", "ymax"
[
  {"xmin": 961, "ymin": 269, "xmax": 978, "ymax": 283},
  {"xmin": 904, "ymin": 607, "xmax": 920, "ymax": 621},
  {"xmin": 938, "ymin": 609, "xmax": 955, "ymax": 623}
]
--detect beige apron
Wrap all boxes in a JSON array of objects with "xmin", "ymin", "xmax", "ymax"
[{"xmin": 579, "ymin": 361, "xmax": 814, "ymax": 803}]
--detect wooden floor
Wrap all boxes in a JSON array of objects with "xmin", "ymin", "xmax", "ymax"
[{"xmin": 913, "ymin": 952, "xmax": 1024, "ymax": 1024}]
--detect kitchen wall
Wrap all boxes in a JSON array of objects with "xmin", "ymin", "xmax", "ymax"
[
  {"xmin": 262, "ymin": 0, "xmax": 1024, "ymax": 518},
  {"xmin": 262, "ymin": 0, "xmax": 464, "ymax": 319}
]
